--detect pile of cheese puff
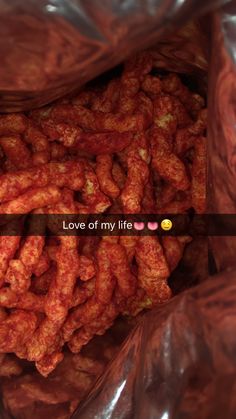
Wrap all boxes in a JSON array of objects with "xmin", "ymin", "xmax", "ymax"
[{"xmin": 0, "ymin": 51, "xmax": 206, "ymax": 377}]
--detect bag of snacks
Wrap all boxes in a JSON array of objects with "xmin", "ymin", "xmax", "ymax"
[{"xmin": 0, "ymin": 0, "xmax": 236, "ymax": 418}]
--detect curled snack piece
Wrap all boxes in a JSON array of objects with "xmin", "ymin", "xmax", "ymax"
[
  {"xmin": 6, "ymin": 237, "xmax": 44, "ymax": 293},
  {"xmin": 33, "ymin": 251, "xmax": 50, "ymax": 277},
  {"xmin": 0, "ymin": 114, "xmax": 27, "ymax": 135},
  {"xmin": 68, "ymin": 301, "xmax": 118, "ymax": 353},
  {"xmin": 135, "ymin": 236, "xmax": 171, "ymax": 304},
  {"xmin": 26, "ymin": 237, "xmax": 79, "ymax": 366},
  {"xmin": 36, "ymin": 351, "xmax": 64, "ymax": 377},
  {"xmin": 150, "ymin": 127, "xmax": 190, "ymax": 191},
  {"xmin": 91, "ymin": 79, "xmax": 120, "ymax": 112},
  {"xmin": 81, "ymin": 164, "xmax": 111, "ymax": 213},
  {"xmin": 0, "ymin": 135, "xmax": 31, "ymax": 169},
  {"xmin": 96, "ymin": 154, "xmax": 120, "ymax": 199},
  {"xmin": 63, "ymin": 296, "xmax": 105, "ymax": 342},
  {"xmin": 0, "ymin": 186, "xmax": 61, "ymax": 214},
  {"xmin": 109, "ymin": 243, "xmax": 136, "ymax": 297},
  {"xmin": 119, "ymin": 236, "xmax": 139, "ymax": 263},
  {"xmin": 161, "ymin": 73, "xmax": 205, "ymax": 114},
  {"xmin": 0, "ymin": 236, "xmax": 20, "ymax": 287},
  {"xmin": 141, "ymin": 75, "xmax": 162, "ymax": 95},
  {"xmin": 51, "ymin": 104, "xmax": 150, "ymax": 133},
  {"xmin": 121, "ymin": 133, "xmax": 150, "ymax": 213},
  {"xmin": 71, "ymin": 278, "xmax": 95, "ymax": 307},
  {"xmin": 0, "ymin": 287, "xmax": 45, "ymax": 312},
  {"xmin": 0, "ymin": 160, "xmax": 84, "ymax": 203},
  {"xmin": 24, "ymin": 120, "xmax": 49, "ymax": 153},
  {"xmin": 78, "ymin": 256, "xmax": 95, "ymax": 281},
  {"xmin": 95, "ymin": 240, "xmax": 116, "ymax": 305},
  {"xmin": 174, "ymin": 109, "xmax": 207, "ymax": 155}
]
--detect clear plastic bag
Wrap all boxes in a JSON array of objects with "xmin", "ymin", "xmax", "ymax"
[
  {"xmin": 0, "ymin": 0, "xmax": 230, "ymax": 111},
  {"xmin": 1, "ymin": 1, "xmax": 236, "ymax": 418}
]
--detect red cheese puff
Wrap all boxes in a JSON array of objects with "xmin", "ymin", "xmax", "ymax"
[
  {"xmin": 91, "ymin": 79, "xmax": 120, "ymax": 113},
  {"xmin": 68, "ymin": 301, "xmax": 118, "ymax": 353},
  {"xmin": 117, "ymin": 94, "xmax": 137, "ymax": 114},
  {"xmin": 80, "ymin": 236, "xmax": 100, "ymax": 257},
  {"xmin": 0, "ymin": 287, "xmax": 45, "ymax": 312},
  {"xmin": 119, "ymin": 236, "xmax": 139, "ymax": 263},
  {"xmin": 0, "ymin": 160, "xmax": 85, "ymax": 203},
  {"xmin": 81, "ymin": 164, "xmax": 111, "ymax": 213},
  {"xmin": 6, "ymin": 237, "xmax": 45, "ymax": 293},
  {"xmin": 111, "ymin": 161, "xmax": 126, "ymax": 190},
  {"xmin": 0, "ymin": 114, "xmax": 27, "ymax": 135},
  {"xmin": 33, "ymin": 251, "xmax": 50, "ymax": 277},
  {"xmin": 121, "ymin": 133, "xmax": 150, "ymax": 213},
  {"xmin": 141, "ymin": 75, "xmax": 162, "ymax": 95},
  {"xmin": 36, "ymin": 351, "xmax": 64, "ymax": 377},
  {"xmin": 174, "ymin": 129, "xmax": 195, "ymax": 156},
  {"xmin": 71, "ymin": 278, "xmax": 95, "ymax": 307},
  {"xmin": 0, "ymin": 186, "xmax": 62, "ymax": 214},
  {"xmin": 150, "ymin": 127, "xmax": 190, "ymax": 191},
  {"xmin": 50, "ymin": 142, "xmax": 67, "ymax": 161},
  {"xmin": 25, "ymin": 316, "xmax": 62, "ymax": 362},
  {"xmin": 78, "ymin": 256, "xmax": 95, "ymax": 281},
  {"xmin": 153, "ymin": 95, "xmax": 177, "ymax": 135},
  {"xmin": 141, "ymin": 174, "xmax": 156, "ymax": 214},
  {"xmin": 0, "ymin": 236, "xmax": 20, "ymax": 287},
  {"xmin": 0, "ymin": 310, "xmax": 38, "ymax": 352},
  {"xmin": 51, "ymin": 104, "xmax": 150, "ymax": 133},
  {"xmin": 45, "ymin": 236, "xmax": 79, "ymax": 321},
  {"xmin": 0, "ymin": 135, "xmax": 31, "ymax": 169},
  {"xmin": 75, "ymin": 131, "xmax": 133, "ymax": 155},
  {"xmin": 121, "ymin": 51, "xmax": 153, "ymax": 97},
  {"xmin": 95, "ymin": 154, "xmax": 120, "ymax": 199},
  {"xmin": 174, "ymin": 109, "xmax": 207, "ymax": 156},
  {"xmin": 95, "ymin": 240, "xmax": 116, "ymax": 305},
  {"xmin": 137, "ymin": 91, "xmax": 153, "ymax": 126},
  {"xmin": 191, "ymin": 136, "xmax": 206, "ymax": 214},
  {"xmin": 109, "ymin": 243, "xmax": 136, "ymax": 298},
  {"xmin": 43, "ymin": 120, "xmax": 81, "ymax": 147},
  {"xmin": 24, "ymin": 120, "xmax": 49, "ymax": 153},
  {"xmin": 135, "ymin": 236, "xmax": 171, "ymax": 304},
  {"xmin": 63, "ymin": 296, "xmax": 105, "ymax": 342},
  {"xmin": 161, "ymin": 73, "xmax": 205, "ymax": 115},
  {"xmin": 188, "ymin": 108, "xmax": 207, "ymax": 134},
  {"xmin": 27, "ymin": 237, "xmax": 79, "ymax": 362}
]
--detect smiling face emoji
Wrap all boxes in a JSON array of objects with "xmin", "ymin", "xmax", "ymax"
[{"xmin": 161, "ymin": 219, "xmax": 172, "ymax": 231}]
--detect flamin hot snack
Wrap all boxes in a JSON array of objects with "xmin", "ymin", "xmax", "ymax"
[{"xmin": 0, "ymin": 51, "xmax": 206, "ymax": 376}]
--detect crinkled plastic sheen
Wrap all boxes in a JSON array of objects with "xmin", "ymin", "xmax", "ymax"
[
  {"xmin": 0, "ymin": 1, "xmax": 236, "ymax": 419},
  {"xmin": 0, "ymin": 0, "xmax": 230, "ymax": 112}
]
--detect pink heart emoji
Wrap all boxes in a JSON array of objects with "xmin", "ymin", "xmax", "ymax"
[
  {"xmin": 147, "ymin": 222, "xmax": 158, "ymax": 231},
  {"xmin": 133, "ymin": 222, "xmax": 145, "ymax": 231}
]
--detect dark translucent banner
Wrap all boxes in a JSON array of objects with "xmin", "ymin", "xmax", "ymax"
[{"xmin": 1, "ymin": 214, "xmax": 236, "ymax": 236}]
